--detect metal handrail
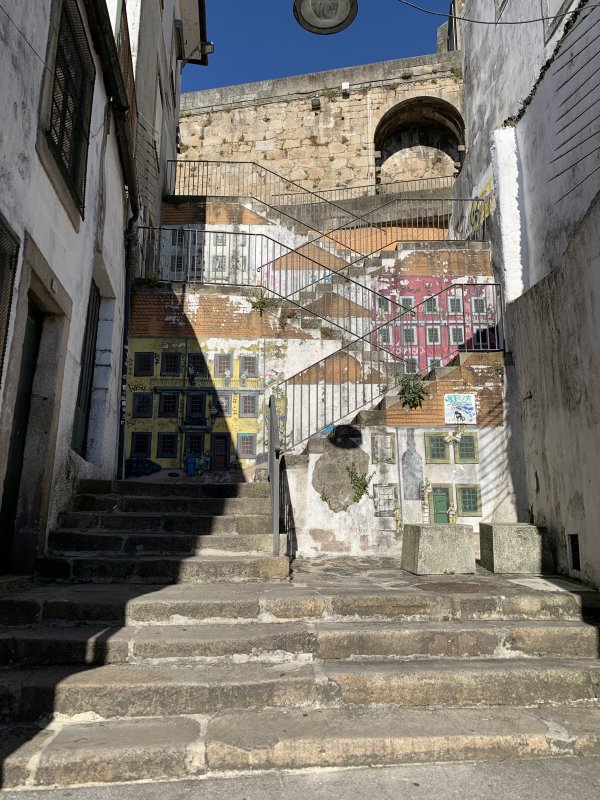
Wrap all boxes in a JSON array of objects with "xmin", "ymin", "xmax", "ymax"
[
  {"xmin": 274, "ymin": 175, "xmax": 456, "ymax": 204},
  {"xmin": 268, "ymin": 396, "xmax": 281, "ymax": 556},
  {"xmin": 274, "ymin": 282, "xmax": 504, "ymax": 449}
]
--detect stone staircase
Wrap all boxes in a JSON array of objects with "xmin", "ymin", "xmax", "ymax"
[{"xmin": 1, "ymin": 483, "xmax": 600, "ymax": 789}]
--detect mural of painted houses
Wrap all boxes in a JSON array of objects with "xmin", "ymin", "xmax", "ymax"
[{"xmin": 125, "ymin": 337, "xmax": 266, "ymax": 474}]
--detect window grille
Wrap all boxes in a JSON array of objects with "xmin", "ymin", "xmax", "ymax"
[
  {"xmin": 159, "ymin": 392, "xmax": 179, "ymax": 417},
  {"xmin": 0, "ymin": 215, "xmax": 19, "ymax": 382},
  {"xmin": 47, "ymin": 0, "xmax": 96, "ymax": 217},
  {"xmin": 457, "ymin": 485, "xmax": 482, "ymax": 515},
  {"xmin": 238, "ymin": 433, "xmax": 257, "ymax": 458},
  {"xmin": 131, "ymin": 432, "xmax": 151, "ymax": 458},
  {"xmin": 132, "ymin": 392, "xmax": 153, "ymax": 418},
  {"xmin": 171, "ymin": 229, "xmax": 185, "ymax": 246},
  {"xmin": 399, "ymin": 296, "xmax": 414, "ymax": 312},
  {"xmin": 188, "ymin": 352, "xmax": 208, "ymax": 378},
  {"xmin": 187, "ymin": 392, "xmax": 206, "ymax": 419},
  {"xmin": 404, "ymin": 358, "xmax": 418, "ymax": 374},
  {"xmin": 161, "ymin": 352, "xmax": 181, "ymax": 376},
  {"xmin": 186, "ymin": 432, "xmax": 204, "ymax": 455},
  {"xmin": 425, "ymin": 434, "xmax": 450, "ymax": 463},
  {"xmin": 240, "ymin": 355, "xmax": 258, "ymax": 377},
  {"xmin": 215, "ymin": 391, "xmax": 232, "ymax": 416},
  {"xmin": 134, "ymin": 352, "xmax": 154, "ymax": 376},
  {"xmin": 72, "ymin": 281, "xmax": 100, "ymax": 457},
  {"xmin": 214, "ymin": 354, "xmax": 232, "ymax": 377},
  {"xmin": 157, "ymin": 432, "xmax": 178, "ymax": 458},
  {"xmin": 240, "ymin": 393, "xmax": 258, "ymax": 417},
  {"xmin": 402, "ymin": 326, "xmax": 417, "ymax": 345}
]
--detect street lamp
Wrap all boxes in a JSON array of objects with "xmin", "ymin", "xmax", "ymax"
[{"xmin": 293, "ymin": 0, "xmax": 359, "ymax": 35}]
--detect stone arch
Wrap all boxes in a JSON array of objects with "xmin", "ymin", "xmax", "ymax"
[{"xmin": 374, "ymin": 97, "xmax": 465, "ymax": 185}]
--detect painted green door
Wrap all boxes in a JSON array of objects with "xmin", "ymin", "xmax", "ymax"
[{"xmin": 432, "ymin": 487, "xmax": 450, "ymax": 523}]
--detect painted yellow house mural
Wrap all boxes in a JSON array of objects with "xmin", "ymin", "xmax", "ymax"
[{"xmin": 125, "ymin": 335, "xmax": 264, "ymax": 474}]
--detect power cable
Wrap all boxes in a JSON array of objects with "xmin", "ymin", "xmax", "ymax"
[
  {"xmin": 396, "ymin": 0, "xmax": 599, "ymax": 25},
  {"xmin": 0, "ymin": 2, "xmax": 54, "ymax": 76}
]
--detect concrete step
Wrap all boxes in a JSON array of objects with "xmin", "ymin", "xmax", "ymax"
[
  {"xmin": 79, "ymin": 480, "xmax": 270, "ymax": 499},
  {"xmin": 1, "ymin": 620, "xmax": 598, "ymax": 667},
  {"xmin": 4, "ymin": 706, "xmax": 600, "ymax": 788},
  {"xmin": 57, "ymin": 512, "xmax": 271, "ymax": 536},
  {"xmin": 2, "ymin": 582, "xmax": 599, "ymax": 627},
  {"xmin": 72, "ymin": 494, "xmax": 270, "ymax": 515},
  {"xmin": 35, "ymin": 555, "xmax": 290, "ymax": 585},
  {"xmin": 47, "ymin": 532, "xmax": 285, "ymax": 557},
  {"xmin": 2, "ymin": 659, "xmax": 600, "ymax": 722}
]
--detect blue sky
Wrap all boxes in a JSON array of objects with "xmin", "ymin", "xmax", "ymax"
[{"xmin": 182, "ymin": 0, "xmax": 452, "ymax": 92}]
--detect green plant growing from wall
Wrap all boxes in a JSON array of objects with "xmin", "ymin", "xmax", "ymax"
[
  {"xmin": 491, "ymin": 361, "xmax": 505, "ymax": 377},
  {"xmin": 346, "ymin": 463, "xmax": 374, "ymax": 504},
  {"xmin": 451, "ymin": 67, "xmax": 463, "ymax": 79},
  {"xmin": 399, "ymin": 374, "xmax": 426, "ymax": 410},
  {"xmin": 279, "ymin": 308, "xmax": 297, "ymax": 330},
  {"xmin": 250, "ymin": 293, "xmax": 278, "ymax": 314}
]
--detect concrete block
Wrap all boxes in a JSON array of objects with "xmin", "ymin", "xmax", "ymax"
[
  {"xmin": 479, "ymin": 524, "xmax": 554, "ymax": 574},
  {"xmin": 401, "ymin": 525, "xmax": 476, "ymax": 575}
]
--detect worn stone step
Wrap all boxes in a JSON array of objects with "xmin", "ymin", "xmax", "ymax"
[
  {"xmin": 57, "ymin": 512, "xmax": 271, "ymax": 535},
  {"xmin": 206, "ymin": 705, "xmax": 600, "ymax": 772},
  {"xmin": 35, "ymin": 555, "xmax": 290, "ymax": 585},
  {"xmin": 1, "ymin": 620, "xmax": 598, "ymax": 667},
  {"xmin": 0, "ymin": 662, "xmax": 319, "ymax": 721},
  {"xmin": 1, "ymin": 583, "xmax": 599, "ymax": 628},
  {"xmin": 4, "ymin": 706, "xmax": 600, "ymax": 789},
  {"xmin": 47, "ymin": 531, "xmax": 286, "ymax": 557},
  {"xmin": 73, "ymin": 494, "xmax": 271, "ymax": 516},
  {"xmin": 79, "ymin": 480, "xmax": 270, "ymax": 499}
]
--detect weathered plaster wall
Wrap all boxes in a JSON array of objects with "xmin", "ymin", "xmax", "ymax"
[
  {"xmin": 179, "ymin": 54, "xmax": 463, "ymax": 192},
  {"xmin": 507, "ymin": 196, "xmax": 600, "ymax": 589},
  {"xmin": 0, "ymin": 2, "xmax": 129, "ymax": 562}
]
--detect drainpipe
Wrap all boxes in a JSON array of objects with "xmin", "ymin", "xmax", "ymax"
[{"xmin": 116, "ymin": 214, "xmax": 137, "ymax": 480}]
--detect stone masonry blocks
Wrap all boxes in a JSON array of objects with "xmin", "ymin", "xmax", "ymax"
[
  {"xmin": 479, "ymin": 524, "xmax": 554, "ymax": 574},
  {"xmin": 401, "ymin": 525, "xmax": 476, "ymax": 575}
]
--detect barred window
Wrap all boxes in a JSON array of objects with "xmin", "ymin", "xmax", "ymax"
[
  {"xmin": 47, "ymin": 0, "xmax": 96, "ymax": 217},
  {"xmin": 161, "ymin": 352, "xmax": 181, "ymax": 376},
  {"xmin": 0, "ymin": 215, "xmax": 19, "ymax": 381},
  {"xmin": 171, "ymin": 229, "xmax": 185, "ymax": 246},
  {"xmin": 157, "ymin": 432, "xmax": 178, "ymax": 459},
  {"xmin": 131, "ymin": 432, "xmax": 151, "ymax": 458},
  {"xmin": 134, "ymin": 352, "xmax": 154, "ymax": 376},
  {"xmin": 238, "ymin": 433, "xmax": 257, "ymax": 458},
  {"xmin": 158, "ymin": 392, "xmax": 179, "ymax": 417},
  {"xmin": 240, "ymin": 393, "xmax": 258, "ymax": 417},
  {"xmin": 132, "ymin": 392, "xmax": 153, "ymax": 418}
]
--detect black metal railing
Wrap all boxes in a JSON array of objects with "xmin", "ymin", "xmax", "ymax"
[{"xmin": 274, "ymin": 175, "xmax": 456, "ymax": 205}]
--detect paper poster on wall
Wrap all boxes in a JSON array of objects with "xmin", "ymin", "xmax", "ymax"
[{"xmin": 444, "ymin": 394, "xmax": 477, "ymax": 425}]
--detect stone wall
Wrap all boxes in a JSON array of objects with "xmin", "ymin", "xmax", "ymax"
[{"xmin": 179, "ymin": 53, "xmax": 463, "ymax": 192}]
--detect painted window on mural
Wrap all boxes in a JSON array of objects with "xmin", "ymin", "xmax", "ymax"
[
  {"xmin": 239, "ymin": 393, "xmax": 258, "ymax": 417},
  {"xmin": 402, "ymin": 326, "xmax": 417, "ymax": 345},
  {"xmin": 455, "ymin": 434, "xmax": 479, "ymax": 464},
  {"xmin": 240, "ymin": 354, "xmax": 258, "ymax": 377},
  {"xmin": 157, "ymin": 432, "xmax": 178, "ymax": 459},
  {"xmin": 185, "ymin": 432, "xmax": 204, "ymax": 456},
  {"xmin": 427, "ymin": 357, "xmax": 441, "ymax": 370},
  {"xmin": 473, "ymin": 326, "xmax": 490, "ymax": 349},
  {"xmin": 373, "ymin": 484, "xmax": 398, "ymax": 517},
  {"xmin": 238, "ymin": 433, "xmax": 257, "ymax": 458},
  {"xmin": 131, "ymin": 432, "xmax": 151, "ymax": 458},
  {"xmin": 376, "ymin": 296, "xmax": 390, "ymax": 316},
  {"xmin": 132, "ymin": 392, "xmax": 153, "ymax": 418},
  {"xmin": 449, "ymin": 326, "xmax": 465, "ymax": 345},
  {"xmin": 404, "ymin": 358, "xmax": 418, "ymax": 374},
  {"xmin": 213, "ymin": 255, "xmax": 226, "ymax": 271},
  {"xmin": 188, "ymin": 352, "xmax": 208, "ymax": 378},
  {"xmin": 426, "ymin": 326, "xmax": 441, "ymax": 344},
  {"xmin": 215, "ymin": 232, "xmax": 226, "ymax": 245},
  {"xmin": 424, "ymin": 297, "xmax": 439, "ymax": 314},
  {"xmin": 214, "ymin": 354, "xmax": 232, "ymax": 377},
  {"xmin": 425, "ymin": 433, "xmax": 450, "ymax": 463},
  {"xmin": 161, "ymin": 352, "xmax": 181, "ymax": 376},
  {"xmin": 448, "ymin": 296, "xmax": 463, "ymax": 315},
  {"xmin": 471, "ymin": 297, "xmax": 486, "ymax": 315},
  {"xmin": 158, "ymin": 392, "xmax": 179, "ymax": 418},
  {"xmin": 457, "ymin": 485, "xmax": 482, "ymax": 516},
  {"xmin": 214, "ymin": 391, "xmax": 232, "ymax": 416},
  {"xmin": 171, "ymin": 255, "xmax": 184, "ymax": 275},
  {"xmin": 377, "ymin": 327, "xmax": 391, "ymax": 345},
  {"xmin": 171, "ymin": 229, "xmax": 185, "ymax": 246},
  {"xmin": 134, "ymin": 352, "xmax": 154, "ymax": 376},
  {"xmin": 187, "ymin": 392, "xmax": 206, "ymax": 420},
  {"xmin": 399, "ymin": 296, "xmax": 414, "ymax": 312}
]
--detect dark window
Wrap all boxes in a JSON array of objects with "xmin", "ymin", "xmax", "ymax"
[
  {"xmin": 0, "ymin": 215, "xmax": 19, "ymax": 381},
  {"xmin": 159, "ymin": 392, "xmax": 179, "ymax": 417},
  {"xmin": 404, "ymin": 358, "xmax": 418, "ymax": 374},
  {"xmin": 171, "ymin": 228, "xmax": 185, "ymax": 246},
  {"xmin": 455, "ymin": 434, "xmax": 479, "ymax": 463},
  {"xmin": 214, "ymin": 353, "xmax": 232, "ymax": 377},
  {"xmin": 185, "ymin": 432, "xmax": 204, "ymax": 456},
  {"xmin": 131, "ymin": 432, "xmax": 151, "ymax": 458},
  {"xmin": 240, "ymin": 354, "xmax": 258, "ymax": 377},
  {"xmin": 72, "ymin": 281, "xmax": 100, "ymax": 457},
  {"xmin": 187, "ymin": 392, "xmax": 206, "ymax": 419},
  {"xmin": 240, "ymin": 393, "xmax": 258, "ymax": 417},
  {"xmin": 238, "ymin": 433, "xmax": 257, "ymax": 458},
  {"xmin": 157, "ymin": 432, "xmax": 178, "ymax": 459},
  {"xmin": 425, "ymin": 434, "xmax": 450, "ymax": 464},
  {"xmin": 161, "ymin": 352, "xmax": 181, "ymax": 376},
  {"xmin": 457, "ymin": 485, "xmax": 482, "ymax": 516},
  {"xmin": 213, "ymin": 391, "xmax": 231, "ymax": 416},
  {"xmin": 47, "ymin": 0, "xmax": 96, "ymax": 216},
  {"xmin": 188, "ymin": 352, "xmax": 208, "ymax": 378},
  {"xmin": 424, "ymin": 297, "xmax": 439, "ymax": 314},
  {"xmin": 134, "ymin": 352, "xmax": 154, "ymax": 376},
  {"xmin": 132, "ymin": 392, "xmax": 153, "ymax": 418}
]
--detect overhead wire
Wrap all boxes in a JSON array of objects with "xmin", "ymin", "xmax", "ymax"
[{"xmin": 396, "ymin": 0, "xmax": 600, "ymax": 25}]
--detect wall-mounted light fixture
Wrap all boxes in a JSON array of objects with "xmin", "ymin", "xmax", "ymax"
[
  {"xmin": 341, "ymin": 81, "xmax": 350, "ymax": 97},
  {"xmin": 311, "ymin": 97, "xmax": 321, "ymax": 111},
  {"xmin": 200, "ymin": 41, "xmax": 215, "ymax": 56},
  {"xmin": 293, "ymin": 0, "xmax": 358, "ymax": 35}
]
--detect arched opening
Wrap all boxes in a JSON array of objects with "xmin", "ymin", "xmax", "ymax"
[{"xmin": 374, "ymin": 97, "xmax": 465, "ymax": 186}]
